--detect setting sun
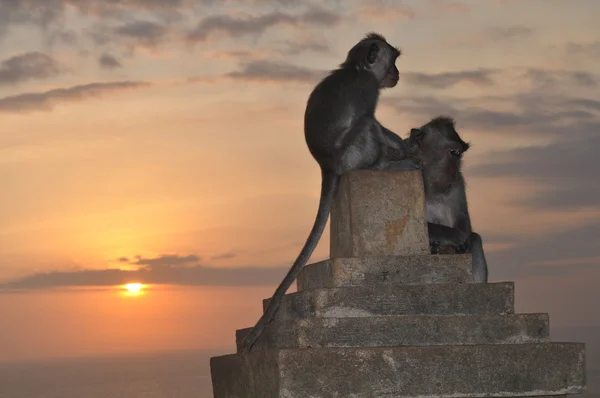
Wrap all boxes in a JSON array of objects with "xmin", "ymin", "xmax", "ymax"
[{"xmin": 124, "ymin": 283, "xmax": 143, "ymax": 294}]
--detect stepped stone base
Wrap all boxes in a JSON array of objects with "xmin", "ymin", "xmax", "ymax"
[
  {"xmin": 267, "ymin": 283, "xmax": 515, "ymax": 321},
  {"xmin": 210, "ymin": 171, "xmax": 587, "ymax": 397},
  {"xmin": 211, "ymin": 343, "xmax": 585, "ymax": 398},
  {"xmin": 235, "ymin": 313, "xmax": 549, "ymax": 351}
]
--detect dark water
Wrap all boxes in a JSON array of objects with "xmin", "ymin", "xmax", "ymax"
[{"xmin": 0, "ymin": 349, "xmax": 222, "ymax": 398}]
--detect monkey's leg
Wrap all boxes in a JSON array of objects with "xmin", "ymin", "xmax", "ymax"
[
  {"xmin": 428, "ymin": 222, "xmax": 468, "ymax": 248},
  {"xmin": 470, "ymin": 232, "xmax": 488, "ymax": 283},
  {"xmin": 335, "ymin": 117, "xmax": 383, "ymax": 174}
]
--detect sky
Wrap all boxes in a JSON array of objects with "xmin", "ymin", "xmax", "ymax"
[{"xmin": 0, "ymin": 0, "xmax": 599, "ymax": 367}]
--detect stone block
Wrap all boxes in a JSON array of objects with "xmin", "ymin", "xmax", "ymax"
[
  {"xmin": 330, "ymin": 170, "xmax": 430, "ymax": 258},
  {"xmin": 210, "ymin": 343, "xmax": 586, "ymax": 397},
  {"xmin": 297, "ymin": 253, "xmax": 473, "ymax": 291},
  {"xmin": 235, "ymin": 313, "xmax": 549, "ymax": 351},
  {"xmin": 265, "ymin": 283, "xmax": 514, "ymax": 321}
]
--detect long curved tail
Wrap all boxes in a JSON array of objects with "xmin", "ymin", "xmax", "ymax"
[{"xmin": 239, "ymin": 171, "xmax": 339, "ymax": 353}]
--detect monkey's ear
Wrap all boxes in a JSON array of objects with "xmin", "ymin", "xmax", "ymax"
[
  {"xmin": 367, "ymin": 43, "xmax": 379, "ymax": 64},
  {"xmin": 409, "ymin": 128, "xmax": 424, "ymax": 140},
  {"xmin": 409, "ymin": 128, "xmax": 425, "ymax": 147}
]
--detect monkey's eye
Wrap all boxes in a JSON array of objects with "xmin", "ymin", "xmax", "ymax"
[{"xmin": 449, "ymin": 149, "xmax": 462, "ymax": 157}]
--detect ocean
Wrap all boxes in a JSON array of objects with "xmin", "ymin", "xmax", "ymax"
[
  {"xmin": 0, "ymin": 346, "xmax": 597, "ymax": 398},
  {"xmin": 0, "ymin": 349, "xmax": 220, "ymax": 398}
]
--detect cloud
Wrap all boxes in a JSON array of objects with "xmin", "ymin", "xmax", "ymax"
[
  {"xmin": 471, "ymin": 134, "xmax": 600, "ymax": 211},
  {"xmin": 0, "ymin": 80, "xmax": 151, "ymax": 113},
  {"xmin": 384, "ymin": 67, "xmax": 600, "ymax": 138},
  {"xmin": 0, "ymin": 52, "xmax": 62, "ymax": 85},
  {"xmin": 211, "ymin": 252, "xmax": 238, "ymax": 260},
  {"xmin": 524, "ymin": 69, "xmax": 598, "ymax": 90},
  {"xmin": 1, "ymin": 252, "xmax": 287, "ymax": 289},
  {"xmin": 357, "ymin": 3, "xmax": 416, "ymax": 20},
  {"xmin": 98, "ymin": 53, "xmax": 122, "ymax": 69},
  {"xmin": 186, "ymin": 8, "xmax": 342, "ymax": 43},
  {"xmin": 278, "ymin": 36, "xmax": 331, "ymax": 55},
  {"xmin": 114, "ymin": 20, "xmax": 169, "ymax": 49},
  {"xmin": 487, "ymin": 221, "xmax": 600, "ymax": 280},
  {"xmin": 402, "ymin": 69, "xmax": 498, "ymax": 89},
  {"xmin": 565, "ymin": 41, "xmax": 600, "ymax": 59},
  {"xmin": 0, "ymin": 0, "xmax": 188, "ymax": 39},
  {"xmin": 128, "ymin": 254, "xmax": 201, "ymax": 269},
  {"xmin": 225, "ymin": 60, "xmax": 326, "ymax": 84},
  {"xmin": 485, "ymin": 26, "xmax": 533, "ymax": 41}
]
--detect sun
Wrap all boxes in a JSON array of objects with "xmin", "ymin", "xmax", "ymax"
[{"xmin": 124, "ymin": 283, "xmax": 143, "ymax": 294}]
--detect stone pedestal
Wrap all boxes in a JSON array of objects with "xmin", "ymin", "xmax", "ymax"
[{"xmin": 210, "ymin": 170, "xmax": 587, "ymax": 398}]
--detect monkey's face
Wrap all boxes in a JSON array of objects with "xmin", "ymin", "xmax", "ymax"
[
  {"xmin": 409, "ymin": 128, "xmax": 468, "ymax": 183},
  {"xmin": 381, "ymin": 62, "xmax": 400, "ymax": 88},
  {"xmin": 364, "ymin": 40, "xmax": 401, "ymax": 88}
]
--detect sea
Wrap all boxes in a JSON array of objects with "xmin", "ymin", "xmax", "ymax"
[{"xmin": 0, "ymin": 345, "xmax": 598, "ymax": 398}]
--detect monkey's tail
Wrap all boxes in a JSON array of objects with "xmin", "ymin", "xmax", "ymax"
[
  {"xmin": 470, "ymin": 232, "xmax": 488, "ymax": 283},
  {"xmin": 239, "ymin": 171, "xmax": 339, "ymax": 353}
]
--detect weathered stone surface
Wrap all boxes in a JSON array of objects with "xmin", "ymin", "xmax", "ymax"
[
  {"xmin": 330, "ymin": 170, "xmax": 430, "ymax": 258},
  {"xmin": 297, "ymin": 253, "xmax": 473, "ymax": 291},
  {"xmin": 211, "ymin": 343, "xmax": 586, "ymax": 397},
  {"xmin": 235, "ymin": 313, "xmax": 549, "ymax": 351},
  {"xmin": 264, "ymin": 283, "xmax": 515, "ymax": 321}
]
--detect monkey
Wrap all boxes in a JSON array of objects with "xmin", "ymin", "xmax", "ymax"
[
  {"xmin": 238, "ymin": 33, "xmax": 418, "ymax": 353},
  {"xmin": 404, "ymin": 116, "xmax": 488, "ymax": 283}
]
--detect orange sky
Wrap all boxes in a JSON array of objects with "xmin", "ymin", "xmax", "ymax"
[{"xmin": 1, "ymin": 0, "xmax": 600, "ymax": 361}]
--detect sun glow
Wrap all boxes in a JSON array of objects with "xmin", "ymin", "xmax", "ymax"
[{"xmin": 123, "ymin": 283, "xmax": 145, "ymax": 296}]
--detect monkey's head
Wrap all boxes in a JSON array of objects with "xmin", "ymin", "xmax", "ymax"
[
  {"xmin": 407, "ymin": 116, "xmax": 470, "ymax": 188},
  {"xmin": 342, "ymin": 32, "xmax": 401, "ymax": 88}
]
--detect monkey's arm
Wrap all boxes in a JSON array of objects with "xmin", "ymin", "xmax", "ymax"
[{"xmin": 380, "ymin": 124, "xmax": 408, "ymax": 153}]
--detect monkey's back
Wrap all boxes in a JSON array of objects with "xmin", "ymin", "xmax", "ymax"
[{"xmin": 304, "ymin": 68, "xmax": 380, "ymax": 170}]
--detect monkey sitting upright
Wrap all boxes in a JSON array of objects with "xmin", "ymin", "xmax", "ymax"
[
  {"xmin": 238, "ymin": 32, "xmax": 418, "ymax": 353},
  {"xmin": 405, "ymin": 116, "xmax": 488, "ymax": 283}
]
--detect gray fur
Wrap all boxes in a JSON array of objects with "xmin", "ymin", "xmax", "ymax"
[
  {"xmin": 406, "ymin": 116, "xmax": 488, "ymax": 284},
  {"xmin": 238, "ymin": 32, "xmax": 416, "ymax": 353}
]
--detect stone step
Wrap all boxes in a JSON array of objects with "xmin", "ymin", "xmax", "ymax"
[
  {"xmin": 297, "ymin": 254, "xmax": 473, "ymax": 291},
  {"xmin": 264, "ymin": 282, "xmax": 514, "ymax": 321},
  {"xmin": 211, "ymin": 343, "xmax": 586, "ymax": 398},
  {"xmin": 235, "ymin": 313, "xmax": 549, "ymax": 351}
]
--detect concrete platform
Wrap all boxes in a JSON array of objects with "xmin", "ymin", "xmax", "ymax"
[
  {"xmin": 235, "ymin": 313, "xmax": 550, "ymax": 351},
  {"xmin": 265, "ymin": 282, "xmax": 515, "ymax": 321},
  {"xmin": 211, "ymin": 343, "xmax": 586, "ymax": 398},
  {"xmin": 297, "ymin": 253, "xmax": 473, "ymax": 291}
]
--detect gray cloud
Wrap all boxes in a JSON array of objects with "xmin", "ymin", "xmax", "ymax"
[
  {"xmin": 129, "ymin": 254, "xmax": 201, "ymax": 269},
  {"xmin": 211, "ymin": 251, "xmax": 238, "ymax": 260},
  {"xmin": 524, "ymin": 68, "xmax": 598, "ymax": 89},
  {"xmin": 485, "ymin": 25, "xmax": 533, "ymax": 41},
  {"xmin": 187, "ymin": 8, "xmax": 341, "ymax": 43},
  {"xmin": 0, "ymin": 0, "xmax": 188, "ymax": 39},
  {"xmin": 114, "ymin": 20, "xmax": 168, "ymax": 48},
  {"xmin": 385, "ymin": 67, "xmax": 600, "ymax": 139},
  {"xmin": 98, "ymin": 53, "xmax": 123, "ymax": 69},
  {"xmin": 279, "ymin": 37, "xmax": 331, "ymax": 55},
  {"xmin": 226, "ymin": 60, "xmax": 326, "ymax": 84},
  {"xmin": 0, "ymin": 80, "xmax": 151, "ymax": 113},
  {"xmin": 1, "ymin": 250, "xmax": 287, "ymax": 289},
  {"xmin": 0, "ymin": 52, "xmax": 62, "ymax": 85},
  {"xmin": 402, "ymin": 69, "xmax": 498, "ymax": 89},
  {"xmin": 487, "ymin": 221, "xmax": 600, "ymax": 281},
  {"xmin": 566, "ymin": 41, "xmax": 600, "ymax": 59},
  {"xmin": 471, "ymin": 134, "xmax": 600, "ymax": 211}
]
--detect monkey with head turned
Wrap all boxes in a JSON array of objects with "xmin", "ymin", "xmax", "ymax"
[{"xmin": 404, "ymin": 116, "xmax": 488, "ymax": 284}]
